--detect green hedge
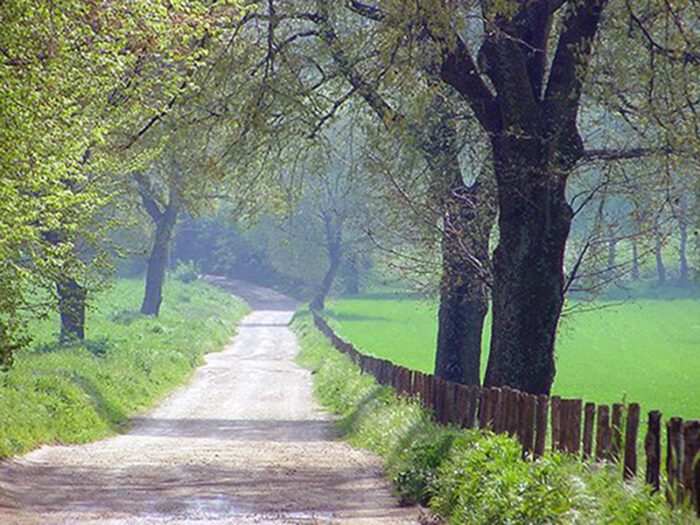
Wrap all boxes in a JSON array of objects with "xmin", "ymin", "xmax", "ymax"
[
  {"xmin": 0, "ymin": 279, "xmax": 248, "ymax": 458},
  {"xmin": 293, "ymin": 312, "xmax": 696, "ymax": 524}
]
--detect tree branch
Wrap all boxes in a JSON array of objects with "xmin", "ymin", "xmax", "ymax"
[{"xmin": 544, "ymin": 0, "xmax": 610, "ymax": 126}]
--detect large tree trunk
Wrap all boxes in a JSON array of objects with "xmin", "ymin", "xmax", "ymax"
[
  {"xmin": 434, "ymin": 179, "xmax": 493, "ymax": 386},
  {"xmin": 57, "ymin": 277, "xmax": 86, "ymax": 343},
  {"xmin": 419, "ymin": 96, "xmax": 494, "ymax": 386},
  {"xmin": 311, "ymin": 235, "xmax": 342, "ymax": 311},
  {"xmin": 484, "ymin": 140, "xmax": 574, "ymax": 395},
  {"xmin": 141, "ymin": 203, "xmax": 178, "ymax": 316}
]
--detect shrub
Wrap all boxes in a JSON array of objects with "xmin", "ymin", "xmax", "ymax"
[
  {"xmin": 431, "ymin": 434, "xmax": 573, "ymax": 524},
  {"xmin": 171, "ymin": 260, "xmax": 199, "ymax": 283},
  {"xmin": 392, "ymin": 429, "xmax": 461, "ymax": 505}
]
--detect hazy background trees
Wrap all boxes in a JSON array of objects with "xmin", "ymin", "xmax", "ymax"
[{"xmin": 1, "ymin": 0, "xmax": 697, "ymax": 398}]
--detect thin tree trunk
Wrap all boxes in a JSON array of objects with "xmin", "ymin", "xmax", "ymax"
[
  {"xmin": 311, "ymin": 236, "xmax": 342, "ymax": 311},
  {"xmin": 678, "ymin": 193, "xmax": 689, "ymax": 282},
  {"xmin": 607, "ymin": 237, "xmax": 617, "ymax": 273},
  {"xmin": 141, "ymin": 204, "xmax": 178, "ymax": 316},
  {"xmin": 655, "ymin": 234, "xmax": 666, "ymax": 285},
  {"xmin": 631, "ymin": 239, "xmax": 640, "ymax": 280},
  {"xmin": 344, "ymin": 254, "xmax": 361, "ymax": 295},
  {"xmin": 485, "ymin": 142, "xmax": 573, "ymax": 395},
  {"xmin": 57, "ymin": 278, "xmax": 86, "ymax": 343}
]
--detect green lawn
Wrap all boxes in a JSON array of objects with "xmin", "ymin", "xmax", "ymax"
[
  {"xmin": 0, "ymin": 278, "xmax": 248, "ymax": 458},
  {"xmin": 325, "ymin": 295, "xmax": 700, "ymax": 420}
]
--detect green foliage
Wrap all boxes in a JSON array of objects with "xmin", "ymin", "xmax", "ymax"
[
  {"xmin": 325, "ymin": 295, "xmax": 700, "ymax": 419},
  {"xmin": 171, "ymin": 260, "xmax": 200, "ymax": 284},
  {"xmin": 431, "ymin": 436, "xmax": 573, "ymax": 524},
  {"xmin": 0, "ymin": 279, "xmax": 248, "ymax": 458},
  {"xmin": 392, "ymin": 429, "xmax": 460, "ymax": 505},
  {"xmin": 293, "ymin": 313, "xmax": 696, "ymax": 525},
  {"xmin": 0, "ymin": 0, "xmax": 243, "ymax": 365}
]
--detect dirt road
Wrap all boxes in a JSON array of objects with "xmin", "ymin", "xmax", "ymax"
[{"xmin": 0, "ymin": 278, "xmax": 418, "ymax": 524}]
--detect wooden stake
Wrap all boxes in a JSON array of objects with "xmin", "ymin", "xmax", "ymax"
[
  {"xmin": 645, "ymin": 410, "xmax": 661, "ymax": 493},
  {"xmin": 534, "ymin": 395, "xmax": 548, "ymax": 459},
  {"xmin": 611, "ymin": 403, "xmax": 623, "ymax": 462},
  {"xmin": 682, "ymin": 421, "xmax": 700, "ymax": 515},
  {"xmin": 551, "ymin": 396, "xmax": 562, "ymax": 452},
  {"xmin": 596, "ymin": 405, "xmax": 610, "ymax": 461},
  {"xmin": 666, "ymin": 417, "xmax": 683, "ymax": 504},
  {"xmin": 623, "ymin": 403, "xmax": 640, "ymax": 480},
  {"xmin": 582, "ymin": 402, "xmax": 596, "ymax": 461}
]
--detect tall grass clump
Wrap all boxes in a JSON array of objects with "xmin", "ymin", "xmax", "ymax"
[
  {"xmin": 293, "ymin": 312, "xmax": 697, "ymax": 524},
  {"xmin": 0, "ymin": 279, "xmax": 248, "ymax": 458}
]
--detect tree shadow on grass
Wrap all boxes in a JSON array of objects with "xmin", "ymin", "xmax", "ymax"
[
  {"xmin": 323, "ymin": 311, "xmax": 394, "ymax": 323},
  {"xmin": 32, "ymin": 338, "xmax": 113, "ymax": 358},
  {"xmin": 335, "ymin": 385, "xmax": 392, "ymax": 437}
]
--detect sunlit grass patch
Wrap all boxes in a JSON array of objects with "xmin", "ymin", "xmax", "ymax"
[
  {"xmin": 0, "ymin": 279, "xmax": 248, "ymax": 458},
  {"xmin": 324, "ymin": 295, "xmax": 700, "ymax": 419},
  {"xmin": 293, "ymin": 312, "xmax": 696, "ymax": 524}
]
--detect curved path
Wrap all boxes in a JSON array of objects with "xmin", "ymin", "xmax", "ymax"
[{"xmin": 0, "ymin": 278, "xmax": 418, "ymax": 524}]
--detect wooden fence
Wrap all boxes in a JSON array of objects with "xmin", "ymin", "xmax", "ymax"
[{"xmin": 311, "ymin": 312, "xmax": 700, "ymax": 516}]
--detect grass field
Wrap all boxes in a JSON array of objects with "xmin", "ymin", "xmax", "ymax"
[
  {"xmin": 325, "ymin": 295, "xmax": 700, "ymax": 420},
  {"xmin": 0, "ymin": 278, "xmax": 248, "ymax": 458},
  {"xmin": 294, "ymin": 313, "xmax": 691, "ymax": 524}
]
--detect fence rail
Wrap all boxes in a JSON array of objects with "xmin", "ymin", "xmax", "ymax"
[{"xmin": 311, "ymin": 311, "xmax": 700, "ymax": 517}]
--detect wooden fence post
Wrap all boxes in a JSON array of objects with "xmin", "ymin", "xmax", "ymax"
[
  {"xmin": 508, "ymin": 390, "xmax": 520, "ymax": 436},
  {"xmin": 521, "ymin": 394, "xmax": 536, "ymax": 458},
  {"xmin": 466, "ymin": 386, "xmax": 479, "ymax": 429},
  {"xmin": 479, "ymin": 388, "xmax": 492, "ymax": 430},
  {"xmin": 583, "ymin": 402, "xmax": 596, "ymax": 461},
  {"xmin": 682, "ymin": 421, "xmax": 700, "ymax": 516},
  {"xmin": 666, "ymin": 417, "xmax": 683, "ymax": 504},
  {"xmin": 455, "ymin": 385, "xmax": 469, "ymax": 428},
  {"xmin": 534, "ymin": 395, "xmax": 548, "ymax": 459},
  {"xmin": 551, "ymin": 396, "xmax": 562, "ymax": 451},
  {"xmin": 645, "ymin": 410, "xmax": 662, "ymax": 493},
  {"xmin": 596, "ymin": 405, "xmax": 610, "ymax": 461},
  {"xmin": 433, "ymin": 377, "xmax": 444, "ymax": 422},
  {"xmin": 611, "ymin": 403, "xmax": 624, "ymax": 462},
  {"xmin": 490, "ymin": 388, "xmax": 503, "ymax": 433},
  {"xmin": 425, "ymin": 374, "xmax": 435, "ymax": 412},
  {"xmin": 623, "ymin": 403, "xmax": 640, "ymax": 480},
  {"xmin": 568, "ymin": 399, "xmax": 583, "ymax": 455}
]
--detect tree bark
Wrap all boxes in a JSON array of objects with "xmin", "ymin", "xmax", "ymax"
[
  {"xmin": 678, "ymin": 192, "xmax": 689, "ymax": 282},
  {"xmin": 135, "ymin": 171, "xmax": 181, "ymax": 317},
  {"xmin": 434, "ymin": 178, "xmax": 493, "ymax": 386},
  {"xmin": 418, "ymin": 95, "xmax": 495, "ymax": 387},
  {"xmin": 343, "ymin": 254, "xmax": 361, "ymax": 295},
  {"xmin": 631, "ymin": 239, "xmax": 640, "ymax": 280},
  {"xmin": 484, "ymin": 138, "xmax": 575, "ymax": 395},
  {"xmin": 655, "ymin": 234, "xmax": 666, "ymax": 285},
  {"xmin": 141, "ymin": 203, "xmax": 178, "ymax": 316},
  {"xmin": 436, "ymin": 0, "xmax": 608, "ymax": 394},
  {"xmin": 57, "ymin": 277, "xmax": 86, "ymax": 343},
  {"xmin": 607, "ymin": 237, "xmax": 617, "ymax": 273},
  {"xmin": 311, "ymin": 226, "xmax": 342, "ymax": 311}
]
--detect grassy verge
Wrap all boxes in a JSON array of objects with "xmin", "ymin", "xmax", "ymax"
[
  {"xmin": 0, "ymin": 279, "xmax": 248, "ymax": 458},
  {"xmin": 293, "ymin": 312, "xmax": 696, "ymax": 524},
  {"xmin": 325, "ymin": 296, "xmax": 700, "ymax": 420}
]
